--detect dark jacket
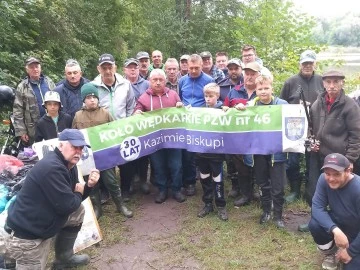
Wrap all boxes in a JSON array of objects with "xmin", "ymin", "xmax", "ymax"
[
  {"xmin": 196, "ymin": 101, "xmax": 225, "ymax": 162},
  {"xmin": 310, "ymin": 90, "xmax": 360, "ymax": 163},
  {"xmin": 55, "ymin": 77, "xmax": 89, "ymax": 119},
  {"xmin": 218, "ymin": 76, "xmax": 244, "ymax": 102},
  {"xmin": 7, "ymin": 148, "xmax": 91, "ymax": 239},
  {"xmin": 35, "ymin": 111, "xmax": 72, "ymax": 142},
  {"xmin": 280, "ymin": 72, "xmax": 323, "ymax": 105}
]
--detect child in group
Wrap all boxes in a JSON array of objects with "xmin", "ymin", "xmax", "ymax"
[
  {"xmin": 196, "ymin": 83, "xmax": 227, "ymax": 221},
  {"xmin": 72, "ymin": 83, "xmax": 133, "ymax": 219},
  {"xmin": 35, "ymin": 91, "xmax": 72, "ymax": 142},
  {"xmin": 242, "ymin": 74, "xmax": 288, "ymax": 228}
]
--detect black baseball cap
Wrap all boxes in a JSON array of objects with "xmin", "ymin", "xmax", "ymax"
[{"xmin": 98, "ymin": 54, "xmax": 115, "ymax": 65}]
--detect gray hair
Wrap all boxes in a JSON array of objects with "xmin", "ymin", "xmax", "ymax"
[
  {"xmin": 165, "ymin": 58, "xmax": 179, "ymax": 68},
  {"xmin": 65, "ymin": 59, "xmax": 81, "ymax": 69},
  {"xmin": 149, "ymin": 69, "xmax": 166, "ymax": 79},
  {"xmin": 189, "ymin": 54, "xmax": 202, "ymax": 64}
]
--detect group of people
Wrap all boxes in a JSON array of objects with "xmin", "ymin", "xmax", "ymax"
[{"xmin": 0, "ymin": 45, "xmax": 359, "ymax": 269}]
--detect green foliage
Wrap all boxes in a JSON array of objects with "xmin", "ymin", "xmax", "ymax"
[{"xmin": 0, "ymin": 0, "xmax": 319, "ymax": 90}]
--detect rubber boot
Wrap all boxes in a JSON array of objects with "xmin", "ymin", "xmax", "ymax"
[
  {"xmin": 53, "ymin": 229, "xmax": 90, "ymax": 269},
  {"xmin": 318, "ymin": 244, "xmax": 338, "ymax": 270},
  {"xmin": 285, "ymin": 179, "xmax": 301, "ymax": 203},
  {"xmin": 273, "ymin": 209, "xmax": 285, "ymax": 229},
  {"xmin": 234, "ymin": 175, "xmax": 253, "ymax": 207},
  {"xmin": 112, "ymin": 194, "xmax": 133, "ymax": 218},
  {"xmin": 228, "ymin": 174, "xmax": 239, "ymax": 198},
  {"xmin": 90, "ymin": 189, "xmax": 102, "ymax": 219}
]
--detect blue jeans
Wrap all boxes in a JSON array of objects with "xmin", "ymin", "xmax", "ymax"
[
  {"xmin": 150, "ymin": 149, "xmax": 182, "ymax": 192},
  {"xmin": 309, "ymin": 216, "xmax": 360, "ymax": 270}
]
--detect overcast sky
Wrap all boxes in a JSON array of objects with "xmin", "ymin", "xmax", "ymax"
[{"xmin": 292, "ymin": 0, "xmax": 360, "ymax": 18}]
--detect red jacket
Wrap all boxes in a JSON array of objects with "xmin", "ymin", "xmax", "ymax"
[{"xmin": 134, "ymin": 87, "xmax": 180, "ymax": 112}]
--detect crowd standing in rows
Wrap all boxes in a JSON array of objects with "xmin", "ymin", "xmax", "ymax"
[{"xmin": 1, "ymin": 46, "xmax": 360, "ymax": 270}]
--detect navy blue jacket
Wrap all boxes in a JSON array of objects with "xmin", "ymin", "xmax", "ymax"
[
  {"xmin": 34, "ymin": 111, "xmax": 72, "ymax": 142},
  {"xmin": 55, "ymin": 77, "xmax": 89, "ymax": 119},
  {"xmin": 7, "ymin": 148, "xmax": 91, "ymax": 239}
]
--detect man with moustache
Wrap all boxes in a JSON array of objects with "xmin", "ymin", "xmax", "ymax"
[
  {"xmin": 55, "ymin": 59, "xmax": 89, "ymax": 120},
  {"xmin": 136, "ymin": 51, "xmax": 151, "ymax": 80},
  {"xmin": 1, "ymin": 129, "xmax": 100, "ymax": 269},
  {"xmin": 92, "ymin": 53, "xmax": 136, "ymax": 200},
  {"xmin": 300, "ymin": 71, "xmax": 360, "ymax": 233},
  {"xmin": 13, "ymin": 57, "xmax": 56, "ymax": 145},
  {"xmin": 280, "ymin": 50, "xmax": 324, "ymax": 204},
  {"xmin": 179, "ymin": 54, "xmax": 214, "ymax": 196}
]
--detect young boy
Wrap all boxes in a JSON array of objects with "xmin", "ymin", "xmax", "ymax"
[
  {"xmin": 35, "ymin": 91, "xmax": 72, "ymax": 142},
  {"xmin": 196, "ymin": 83, "xmax": 227, "ymax": 221},
  {"xmin": 248, "ymin": 74, "xmax": 288, "ymax": 228},
  {"xmin": 72, "ymin": 83, "xmax": 133, "ymax": 219}
]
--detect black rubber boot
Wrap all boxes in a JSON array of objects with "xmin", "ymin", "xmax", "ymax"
[
  {"xmin": 112, "ymin": 193, "xmax": 133, "ymax": 218},
  {"xmin": 52, "ymin": 228, "xmax": 90, "ymax": 269},
  {"xmin": 90, "ymin": 188, "xmax": 102, "ymax": 219},
  {"xmin": 285, "ymin": 179, "xmax": 301, "ymax": 203},
  {"xmin": 228, "ymin": 175, "xmax": 239, "ymax": 198}
]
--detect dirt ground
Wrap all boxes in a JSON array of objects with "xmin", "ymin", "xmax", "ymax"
[{"xmin": 90, "ymin": 185, "xmax": 310, "ymax": 270}]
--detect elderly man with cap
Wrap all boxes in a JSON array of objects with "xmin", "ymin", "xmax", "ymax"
[
  {"xmin": 309, "ymin": 153, "xmax": 360, "ymax": 270},
  {"xmin": 200, "ymin": 51, "xmax": 225, "ymax": 84},
  {"xmin": 92, "ymin": 53, "xmax": 136, "ymax": 200},
  {"xmin": 13, "ymin": 56, "xmax": 56, "ymax": 145},
  {"xmin": 136, "ymin": 51, "xmax": 151, "ymax": 80},
  {"xmin": 179, "ymin": 54, "xmax": 190, "ymax": 76},
  {"xmin": 280, "ymin": 50, "xmax": 324, "ymax": 204},
  {"xmin": 55, "ymin": 59, "xmax": 89, "ymax": 120},
  {"xmin": 123, "ymin": 58, "xmax": 149, "ymax": 100},
  {"xmin": 1, "ymin": 129, "xmax": 100, "ymax": 269},
  {"xmin": 299, "ymin": 70, "xmax": 360, "ymax": 233},
  {"xmin": 223, "ymin": 62, "xmax": 261, "ymax": 207}
]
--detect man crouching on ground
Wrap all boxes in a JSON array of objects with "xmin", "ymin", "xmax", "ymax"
[
  {"xmin": 1, "ymin": 129, "xmax": 99, "ymax": 269},
  {"xmin": 309, "ymin": 153, "xmax": 360, "ymax": 270}
]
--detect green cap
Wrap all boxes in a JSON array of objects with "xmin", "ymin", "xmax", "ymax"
[{"xmin": 81, "ymin": 83, "xmax": 99, "ymax": 101}]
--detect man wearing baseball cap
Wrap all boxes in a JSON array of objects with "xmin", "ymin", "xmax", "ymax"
[
  {"xmin": 299, "ymin": 70, "xmax": 360, "ymax": 233},
  {"xmin": 2, "ymin": 129, "xmax": 100, "ymax": 269},
  {"xmin": 13, "ymin": 56, "xmax": 56, "ymax": 145},
  {"xmin": 200, "ymin": 51, "xmax": 225, "ymax": 84},
  {"xmin": 280, "ymin": 50, "xmax": 324, "ymax": 205},
  {"xmin": 179, "ymin": 54, "xmax": 190, "ymax": 76},
  {"xmin": 309, "ymin": 153, "xmax": 360, "ymax": 270},
  {"xmin": 92, "ymin": 53, "xmax": 136, "ymax": 200},
  {"xmin": 136, "ymin": 51, "xmax": 151, "ymax": 80}
]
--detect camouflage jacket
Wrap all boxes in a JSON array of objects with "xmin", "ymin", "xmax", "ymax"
[{"xmin": 13, "ymin": 75, "xmax": 55, "ymax": 143}]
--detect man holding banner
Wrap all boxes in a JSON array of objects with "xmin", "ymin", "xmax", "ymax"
[{"xmin": 134, "ymin": 69, "xmax": 185, "ymax": 203}]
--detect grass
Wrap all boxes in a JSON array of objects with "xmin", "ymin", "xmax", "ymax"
[{"xmin": 46, "ymin": 181, "xmax": 321, "ymax": 270}]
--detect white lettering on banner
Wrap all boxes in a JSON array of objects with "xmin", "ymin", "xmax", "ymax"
[
  {"xmin": 143, "ymin": 133, "xmax": 224, "ymax": 150},
  {"xmin": 99, "ymin": 125, "xmax": 134, "ymax": 143},
  {"xmin": 120, "ymin": 136, "xmax": 141, "ymax": 161}
]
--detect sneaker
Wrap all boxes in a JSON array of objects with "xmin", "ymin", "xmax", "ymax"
[
  {"xmin": 197, "ymin": 203, "xmax": 214, "ymax": 218},
  {"xmin": 173, "ymin": 191, "xmax": 186, "ymax": 203},
  {"xmin": 322, "ymin": 254, "xmax": 338, "ymax": 270},
  {"xmin": 217, "ymin": 207, "xmax": 228, "ymax": 221},
  {"xmin": 155, "ymin": 191, "xmax": 168, "ymax": 204},
  {"xmin": 185, "ymin": 184, "xmax": 196, "ymax": 196},
  {"xmin": 259, "ymin": 212, "xmax": 271, "ymax": 224}
]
